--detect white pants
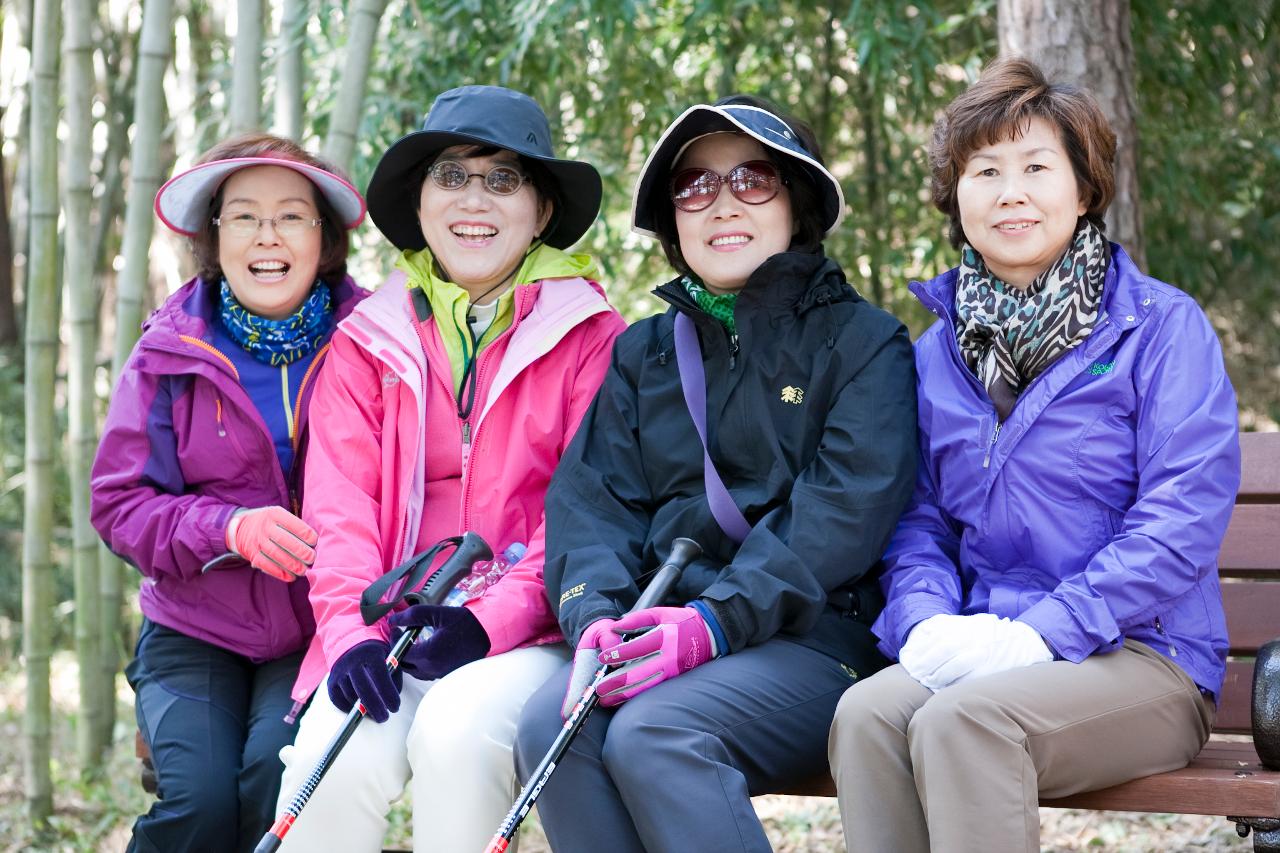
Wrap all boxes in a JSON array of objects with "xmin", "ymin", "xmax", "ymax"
[{"xmin": 276, "ymin": 643, "xmax": 570, "ymax": 853}]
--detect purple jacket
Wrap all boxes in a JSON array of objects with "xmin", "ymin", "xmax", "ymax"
[
  {"xmin": 90, "ymin": 275, "xmax": 368, "ymax": 663},
  {"xmin": 873, "ymin": 246, "xmax": 1239, "ymax": 698}
]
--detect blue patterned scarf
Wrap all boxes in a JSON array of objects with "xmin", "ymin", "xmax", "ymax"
[{"xmin": 218, "ymin": 279, "xmax": 334, "ymax": 366}]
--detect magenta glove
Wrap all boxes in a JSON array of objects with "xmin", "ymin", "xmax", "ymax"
[
  {"xmin": 226, "ymin": 505, "xmax": 317, "ymax": 582},
  {"xmin": 595, "ymin": 607, "xmax": 714, "ymax": 707},
  {"xmin": 561, "ymin": 618, "xmax": 624, "ymax": 719},
  {"xmin": 388, "ymin": 604, "xmax": 491, "ymax": 682},
  {"xmin": 328, "ymin": 640, "xmax": 402, "ymax": 723}
]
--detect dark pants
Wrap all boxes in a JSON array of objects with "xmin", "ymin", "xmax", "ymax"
[
  {"xmin": 126, "ymin": 619, "xmax": 303, "ymax": 853},
  {"xmin": 514, "ymin": 638, "xmax": 859, "ymax": 853}
]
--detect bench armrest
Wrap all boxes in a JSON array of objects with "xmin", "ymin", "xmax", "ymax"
[{"xmin": 1255, "ymin": 638, "xmax": 1280, "ymax": 771}]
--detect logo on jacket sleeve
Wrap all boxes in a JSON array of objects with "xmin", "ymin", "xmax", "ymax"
[
  {"xmin": 559, "ymin": 582, "xmax": 586, "ymax": 606},
  {"xmin": 780, "ymin": 385, "xmax": 804, "ymax": 404}
]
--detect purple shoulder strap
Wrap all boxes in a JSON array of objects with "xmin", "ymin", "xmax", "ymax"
[{"xmin": 673, "ymin": 312, "xmax": 752, "ymax": 544}]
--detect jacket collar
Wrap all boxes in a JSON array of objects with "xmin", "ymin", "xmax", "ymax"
[
  {"xmin": 656, "ymin": 250, "xmax": 853, "ymax": 317},
  {"xmin": 142, "ymin": 275, "xmax": 364, "ymax": 346}
]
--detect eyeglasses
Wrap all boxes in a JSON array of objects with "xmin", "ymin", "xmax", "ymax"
[
  {"xmin": 428, "ymin": 160, "xmax": 529, "ymax": 196},
  {"xmin": 213, "ymin": 212, "xmax": 322, "ymax": 238},
  {"xmin": 669, "ymin": 160, "xmax": 782, "ymax": 212}
]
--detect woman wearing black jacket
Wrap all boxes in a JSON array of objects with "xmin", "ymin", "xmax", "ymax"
[{"xmin": 514, "ymin": 95, "xmax": 918, "ymax": 851}]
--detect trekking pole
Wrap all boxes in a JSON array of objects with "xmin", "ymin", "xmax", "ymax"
[
  {"xmin": 255, "ymin": 531, "xmax": 492, "ymax": 853},
  {"xmin": 483, "ymin": 537, "xmax": 703, "ymax": 853}
]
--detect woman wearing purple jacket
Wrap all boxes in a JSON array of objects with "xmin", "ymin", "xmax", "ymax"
[
  {"xmin": 828, "ymin": 58, "xmax": 1239, "ymax": 852},
  {"xmin": 90, "ymin": 134, "xmax": 367, "ymax": 852}
]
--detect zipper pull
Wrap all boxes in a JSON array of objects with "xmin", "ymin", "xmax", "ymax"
[
  {"xmin": 729, "ymin": 333, "xmax": 740, "ymax": 370},
  {"xmin": 982, "ymin": 421, "xmax": 1003, "ymax": 469},
  {"xmin": 462, "ymin": 421, "xmax": 471, "ymax": 447}
]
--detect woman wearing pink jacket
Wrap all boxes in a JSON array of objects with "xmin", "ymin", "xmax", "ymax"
[{"xmin": 276, "ymin": 85, "xmax": 625, "ymax": 852}]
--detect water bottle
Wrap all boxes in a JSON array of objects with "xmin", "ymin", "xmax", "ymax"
[{"xmin": 443, "ymin": 542, "xmax": 526, "ymax": 606}]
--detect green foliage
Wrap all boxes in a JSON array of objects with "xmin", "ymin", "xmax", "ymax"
[
  {"xmin": 1132, "ymin": 0, "xmax": 1280, "ymax": 424},
  {"xmin": 299, "ymin": 0, "xmax": 996, "ymax": 328}
]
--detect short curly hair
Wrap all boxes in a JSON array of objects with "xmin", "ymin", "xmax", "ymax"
[
  {"xmin": 930, "ymin": 57, "xmax": 1117, "ymax": 249},
  {"xmin": 188, "ymin": 133, "xmax": 352, "ymax": 283}
]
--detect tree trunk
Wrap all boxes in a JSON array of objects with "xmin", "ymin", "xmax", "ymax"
[
  {"xmin": 0, "ymin": 111, "xmax": 17, "ymax": 347},
  {"xmin": 997, "ymin": 0, "xmax": 1146, "ymax": 268},
  {"xmin": 112, "ymin": 0, "xmax": 172, "ymax": 375},
  {"xmin": 63, "ymin": 0, "xmax": 107, "ymax": 771},
  {"xmin": 322, "ymin": 0, "xmax": 390, "ymax": 172},
  {"xmin": 24, "ymin": 0, "xmax": 61, "ymax": 822},
  {"xmin": 229, "ymin": 0, "xmax": 263, "ymax": 133},
  {"xmin": 274, "ymin": 0, "xmax": 305, "ymax": 139}
]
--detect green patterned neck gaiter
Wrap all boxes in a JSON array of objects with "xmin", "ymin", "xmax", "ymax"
[{"xmin": 683, "ymin": 277, "xmax": 738, "ymax": 334}]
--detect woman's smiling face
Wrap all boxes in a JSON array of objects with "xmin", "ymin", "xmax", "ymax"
[
  {"xmin": 673, "ymin": 134, "xmax": 793, "ymax": 295},
  {"xmin": 216, "ymin": 165, "xmax": 324, "ymax": 319},
  {"xmin": 956, "ymin": 117, "xmax": 1087, "ymax": 289},
  {"xmin": 417, "ymin": 145, "xmax": 552, "ymax": 301}
]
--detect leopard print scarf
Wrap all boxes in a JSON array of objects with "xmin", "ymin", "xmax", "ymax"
[{"xmin": 955, "ymin": 219, "xmax": 1109, "ymax": 421}]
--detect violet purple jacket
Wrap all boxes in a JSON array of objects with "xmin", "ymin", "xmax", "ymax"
[
  {"xmin": 873, "ymin": 246, "xmax": 1240, "ymax": 698},
  {"xmin": 90, "ymin": 275, "xmax": 368, "ymax": 663}
]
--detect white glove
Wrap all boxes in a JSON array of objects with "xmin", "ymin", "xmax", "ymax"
[
  {"xmin": 899, "ymin": 613, "xmax": 1000, "ymax": 688},
  {"xmin": 900, "ymin": 613, "xmax": 1052, "ymax": 691}
]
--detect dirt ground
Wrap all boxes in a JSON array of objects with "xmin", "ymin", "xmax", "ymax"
[{"xmin": 0, "ymin": 652, "xmax": 1253, "ymax": 852}]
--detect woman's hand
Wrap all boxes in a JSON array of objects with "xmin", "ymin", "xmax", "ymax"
[
  {"xmin": 595, "ymin": 607, "xmax": 715, "ymax": 707},
  {"xmin": 388, "ymin": 604, "xmax": 491, "ymax": 681},
  {"xmin": 561, "ymin": 618, "xmax": 624, "ymax": 718},
  {"xmin": 900, "ymin": 613, "xmax": 1052, "ymax": 690},
  {"xmin": 328, "ymin": 639, "xmax": 402, "ymax": 723},
  {"xmin": 226, "ymin": 506, "xmax": 317, "ymax": 581}
]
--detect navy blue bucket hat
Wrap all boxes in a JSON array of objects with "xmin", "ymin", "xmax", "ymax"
[
  {"xmin": 366, "ymin": 85, "xmax": 603, "ymax": 250},
  {"xmin": 631, "ymin": 102, "xmax": 845, "ymax": 238}
]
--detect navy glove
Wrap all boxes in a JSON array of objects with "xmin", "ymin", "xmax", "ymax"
[
  {"xmin": 328, "ymin": 639, "xmax": 402, "ymax": 723},
  {"xmin": 388, "ymin": 604, "xmax": 492, "ymax": 682}
]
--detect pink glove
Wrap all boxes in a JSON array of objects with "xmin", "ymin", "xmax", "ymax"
[
  {"xmin": 561, "ymin": 618, "xmax": 624, "ymax": 719},
  {"xmin": 226, "ymin": 506, "xmax": 317, "ymax": 582},
  {"xmin": 595, "ymin": 607, "xmax": 714, "ymax": 707}
]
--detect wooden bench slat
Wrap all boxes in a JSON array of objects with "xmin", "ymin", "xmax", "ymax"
[
  {"xmin": 1221, "ymin": 581, "xmax": 1280, "ymax": 654},
  {"xmin": 1219, "ymin": 505, "xmax": 1280, "ymax": 571},
  {"xmin": 1215, "ymin": 660, "xmax": 1255, "ymax": 734},
  {"xmin": 1239, "ymin": 433, "xmax": 1280, "ymax": 498},
  {"xmin": 1041, "ymin": 741, "xmax": 1279, "ymax": 817}
]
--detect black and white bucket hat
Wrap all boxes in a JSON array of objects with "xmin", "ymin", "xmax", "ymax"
[
  {"xmin": 366, "ymin": 85, "xmax": 603, "ymax": 251},
  {"xmin": 631, "ymin": 102, "xmax": 845, "ymax": 238}
]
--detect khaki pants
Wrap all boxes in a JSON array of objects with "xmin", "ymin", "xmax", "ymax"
[{"xmin": 827, "ymin": 640, "xmax": 1213, "ymax": 853}]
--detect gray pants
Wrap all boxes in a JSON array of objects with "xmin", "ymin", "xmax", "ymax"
[
  {"xmin": 515, "ymin": 638, "xmax": 861, "ymax": 853},
  {"xmin": 828, "ymin": 640, "xmax": 1214, "ymax": 853}
]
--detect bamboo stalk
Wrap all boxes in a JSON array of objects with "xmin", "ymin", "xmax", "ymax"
[
  {"xmin": 63, "ymin": 0, "xmax": 106, "ymax": 771},
  {"xmin": 274, "ymin": 0, "xmax": 306, "ymax": 139},
  {"xmin": 230, "ymin": 0, "xmax": 264, "ymax": 133},
  {"xmin": 322, "ymin": 0, "xmax": 390, "ymax": 172},
  {"xmin": 24, "ymin": 0, "xmax": 62, "ymax": 822}
]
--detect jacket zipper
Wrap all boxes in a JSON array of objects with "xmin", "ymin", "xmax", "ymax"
[
  {"xmin": 1153, "ymin": 616, "xmax": 1177, "ymax": 657},
  {"xmin": 982, "ymin": 421, "xmax": 1003, "ymax": 469},
  {"xmin": 728, "ymin": 332, "xmax": 740, "ymax": 371}
]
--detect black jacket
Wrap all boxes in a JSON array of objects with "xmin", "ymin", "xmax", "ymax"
[{"xmin": 545, "ymin": 252, "xmax": 918, "ymax": 673}]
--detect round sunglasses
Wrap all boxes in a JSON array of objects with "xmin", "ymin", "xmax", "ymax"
[
  {"xmin": 669, "ymin": 160, "xmax": 782, "ymax": 212},
  {"xmin": 428, "ymin": 160, "xmax": 529, "ymax": 196}
]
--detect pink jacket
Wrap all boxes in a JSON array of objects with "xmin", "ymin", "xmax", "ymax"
[{"xmin": 292, "ymin": 271, "xmax": 625, "ymax": 702}]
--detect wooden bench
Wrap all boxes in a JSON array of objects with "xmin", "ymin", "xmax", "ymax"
[{"xmin": 785, "ymin": 431, "xmax": 1280, "ymax": 852}]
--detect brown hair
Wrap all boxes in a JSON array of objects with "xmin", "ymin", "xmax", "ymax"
[
  {"xmin": 654, "ymin": 94, "xmax": 830, "ymax": 278},
  {"xmin": 189, "ymin": 133, "xmax": 352, "ymax": 283},
  {"xmin": 930, "ymin": 56, "xmax": 1116, "ymax": 248}
]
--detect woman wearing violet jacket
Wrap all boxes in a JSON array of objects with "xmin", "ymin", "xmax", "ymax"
[
  {"xmin": 828, "ymin": 58, "xmax": 1239, "ymax": 853},
  {"xmin": 275, "ymin": 85, "xmax": 625, "ymax": 852},
  {"xmin": 515, "ymin": 95, "xmax": 917, "ymax": 852},
  {"xmin": 91, "ymin": 133, "xmax": 368, "ymax": 852}
]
